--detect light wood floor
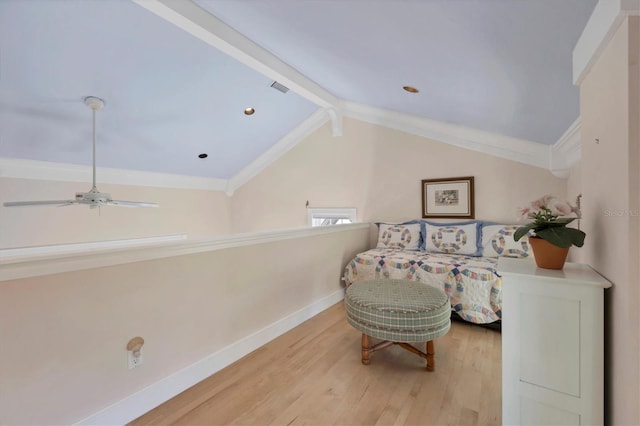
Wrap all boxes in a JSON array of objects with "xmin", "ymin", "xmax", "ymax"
[{"xmin": 131, "ymin": 302, "xmax": 501, "ymax": 426}]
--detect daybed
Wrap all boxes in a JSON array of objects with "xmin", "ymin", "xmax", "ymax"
[{"xmin": 343, "ymin": 221, "xmax": 532, "ymax": 325}]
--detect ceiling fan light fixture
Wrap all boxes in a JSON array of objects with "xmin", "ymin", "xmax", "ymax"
[
  {"xmin": 244, "ymin": 107, "xmax": 255, "ymax": 115},
  {"xmin": 84, "ymin": 96, "xmax": 105, "ymax": 110},
  {"xmin": 403, "ymin": 85, "xmax": 420, "ymax": 93}
]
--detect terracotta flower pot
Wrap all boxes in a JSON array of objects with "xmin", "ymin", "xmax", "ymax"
[{"xmin": 529, "ymin": 236, "xmax": 570, "ymax": 270}]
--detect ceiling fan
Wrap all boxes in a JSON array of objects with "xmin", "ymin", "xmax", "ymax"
[{"xmin": 3, "ymin": 96, "xmax": 159, "ymax": 209}]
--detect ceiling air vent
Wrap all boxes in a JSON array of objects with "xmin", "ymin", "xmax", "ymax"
[{"xmin": 270, "ymin": 81, "xmax": 289, "ymax": 93}]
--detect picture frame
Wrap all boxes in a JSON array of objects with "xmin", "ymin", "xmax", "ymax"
[{"xmin": 421, "ymin": 176, "xmax": 475, "ymax": 219}]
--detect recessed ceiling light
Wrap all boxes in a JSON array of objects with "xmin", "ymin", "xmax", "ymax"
[
  {"xmin": 244, "ymin": 107, "xmax": 255, "ymax": 115},
  {"xmin": 198, "ymin": 153, "xmax": 208, "ymax": 159},
  {"xmin": 403, "ymin": 86, "xmax": 420, "ymax": 93}
]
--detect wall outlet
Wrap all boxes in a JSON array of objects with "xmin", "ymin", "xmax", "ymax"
[{"xmin": 127, "ymin": 348, "xmax": 143, "ymax": 370}]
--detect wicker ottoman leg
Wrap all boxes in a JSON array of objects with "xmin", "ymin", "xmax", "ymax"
[
  {"xmin": 361, "ymin": 334, "xmax": 370, "ymax": 365},
  {"xmin": 426, "ymin": 340, "xmax": 435, "ymax": 371}
]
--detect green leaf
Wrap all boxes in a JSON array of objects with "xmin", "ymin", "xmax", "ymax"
[
  {"xmin": 513, "ymin": 224, "xmax": 536, "ymax": 242},
  {"xmin": 535, "ymin": 227, "xmax": 586, "ymax": 248},
  {"xmin": 548, "ymin": 217, "xmax": 577, "ymax": 226}
]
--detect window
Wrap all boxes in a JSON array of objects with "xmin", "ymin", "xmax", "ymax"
[{"xmin": 307, "ymin": 208, "xmax": 356, "ymax": 227}]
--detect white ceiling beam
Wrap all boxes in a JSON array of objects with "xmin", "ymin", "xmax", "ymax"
[
  {"xmin": 326, "ymin": 107, "xmax": 343, "ymax": 137},
  {"xmin": 573, "ymin": 0, "xmax": 640, "ymax": 85},
  {"xmin": 132, "ymin": 0, "xmax": 340, "ymax": 109}
]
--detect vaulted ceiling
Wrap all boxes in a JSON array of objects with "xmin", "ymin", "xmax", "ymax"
[{"xmin": 0, "ymin": 0, "xmax": 597, "ymax": 184}]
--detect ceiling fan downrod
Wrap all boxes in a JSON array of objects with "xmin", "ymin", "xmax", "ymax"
[{"xmin": 83, "ymin": 96, "xmax": 104, "ymax": 192}]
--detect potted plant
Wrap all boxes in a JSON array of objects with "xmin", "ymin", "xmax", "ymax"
[{"xmin": 514, "ymin": 195, "xmax": 586, "ymax": 269}]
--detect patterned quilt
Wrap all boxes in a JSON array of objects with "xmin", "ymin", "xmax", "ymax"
[{"xmin": 343, "ymin": 248, "xmax": 501, "ymax": 324}]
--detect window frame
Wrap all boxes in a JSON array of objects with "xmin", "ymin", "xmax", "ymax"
[{"xmin": 307, "ymin": 208, "xmax": 357, "ymax": 227}]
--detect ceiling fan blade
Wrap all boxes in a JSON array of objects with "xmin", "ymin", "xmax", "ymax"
[
  {"xmin": 3, "ymin": 200, "xmax": 78, "ymax": 207},
  {"xmin": 0, "ymin": 104, "xmax": 81, "ymax": 122},
  {"xmin": 108, "ymin": 200, "xmax": 159, "ymax": 208}
]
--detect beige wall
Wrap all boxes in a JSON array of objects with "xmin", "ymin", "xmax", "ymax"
[
  {"xmin": 567, "ymin": 162, "xmax": 582, "ymax": 219},
  {"xmin": 566, "ymin": 162, "xmax": 583, "ymax": 263},
  {"xmin": 0, "ymin": 226, "xmax": 369, "ymax": 424},
  {"xmin": 578, "ymin": 17, "xmax": 639, "ymax": 425},
  {"xmin": 231, "ymin": 118, "xmax": 569, "ymax": 236},
  {"xmin": 1, "ymin": 118, "xmax": 569, "ymax": 249},
  {"xmin": 0, "ymin": 178, "xmax": 232, "ymax": 248},
  {"xmin": 0, "ymin": 86, "xmax": 584, "ymax": 424}
]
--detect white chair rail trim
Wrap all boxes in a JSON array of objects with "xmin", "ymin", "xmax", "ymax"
[
  {"xmin": 0, "ymin": 234, "xmax": 188, "ymax": 260},
  {"xmin": 0, "ymin": 223, "xmax": 370, "ymax": 282}
]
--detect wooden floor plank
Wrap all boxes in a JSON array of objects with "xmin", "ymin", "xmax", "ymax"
[{"xmin": 130, "ymin": 303, "xmax": 501, "ymax": 426}]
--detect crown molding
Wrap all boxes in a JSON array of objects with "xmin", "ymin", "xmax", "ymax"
[
  {"xmin": 550, "ymin": 117, "xmax": 582, "ymax": 178},
  {"xmin": 132, "ymin": 0, "xmax": 340, "ymax": 109},
  {"xmin": 225, "ymin": 108, "xmax": 330, "ymax": 195},
  {"xmin": 0, "ymin": 106, "xmax": 330, "ymax": 195},
  {"xmin": 573, "ymin": 0, "xmax": 640, "ymax": 85},
  {"xmin": 0, "ymin": 158, "xmax": 228, "ymax": 191},
  {"xmin": 3, "ymin": 108, "xmax": 581, "ymax": 194},
  {"xmin": 342, "ymin": 101, "xmax": 550, "ymax": 170}
]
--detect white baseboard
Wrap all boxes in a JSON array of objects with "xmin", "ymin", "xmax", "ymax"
[{"xmin": 75, "ymin": 289, "xmax": 345, "ymax": 425}]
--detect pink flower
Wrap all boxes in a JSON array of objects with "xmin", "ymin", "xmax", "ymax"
[
  {"xmin": 517, "ymin": 195, "xmax": 581, "ymax": 222},
  {"xmin": 547, "ymin": 198, "xmax": 573, "ymax": 216},
  {"xmin": 536, "ymin": 195, "xmax": 555, "ymax": 208},
  {"xmin": 518, "ymin": 206, "xmax": 532, "ymax": 220},
  {"xmin": 530, "ymin": 200, "xmax": 543, "ymax": 210}
]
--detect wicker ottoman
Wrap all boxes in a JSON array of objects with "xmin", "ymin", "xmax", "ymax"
[{"xmin": 345, "ymin": 279, "xmax": 451, "ymax": 371}]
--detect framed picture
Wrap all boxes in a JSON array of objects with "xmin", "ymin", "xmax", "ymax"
[{"xmin": 422, "ymin": 176, "xmax": 475, "ymax": 219}]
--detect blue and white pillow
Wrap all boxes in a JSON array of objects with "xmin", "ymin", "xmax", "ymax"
[
  {"xmin": 423, "ymin": 221, "xmax": 480, "ymax": 256},
  {"xmin": 376, "ymin": 223, "xmax": 421, "ymax": 250},
  {"xmin": 481, "ymin": 224, "xmax": 531, "ymax": 258}
]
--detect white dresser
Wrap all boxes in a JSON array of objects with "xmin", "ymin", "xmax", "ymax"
[{"xmin": 498, "ymin": 257, "xmax": 611, "ymax": 426}]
